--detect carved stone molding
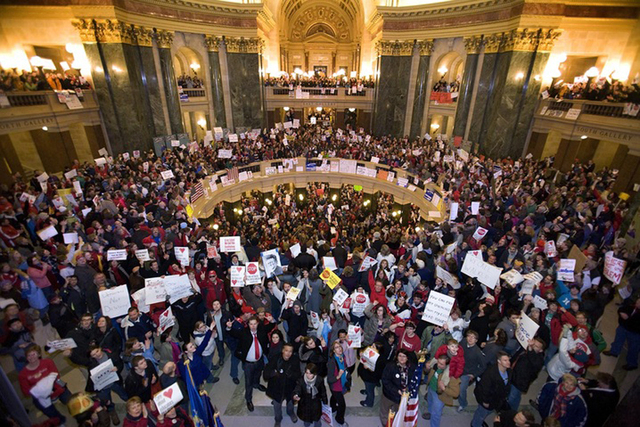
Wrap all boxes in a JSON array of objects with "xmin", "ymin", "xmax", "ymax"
[
  {"xmin": 376, "ymin": 40, "xmax": 415, "ymax": 56},
  {"xmin": 483, "ymin": 33, "xmax": 504, "ymax": 54},
  {"xmin": 205, "ymin": 36, "xmax": 223, "ymax": 52},
  {"xmin": 538, "ymin": 29, "xmax": 562, "ymax": 53},
  {"xmin": 224, "ymin": 37, "xmax": 263, "ymax": 54},
  {"xmin": 94, "ymin": 20, "xmax": 136, "ymax": 45},
  {"xmin": 502, "ymin": 29, "xmax": 539, "ymax": 52},
  {"xmin": 290, "ymin": 6, "xmax": 350, "ymax": 42},
  {"xmin": 72, "ymin": 19, "xmax": 97, "ymax": 43},
  {"xmin": 132, "ymin": 26, "xmax": 154, "ymax": 47},
  {"xmin": 155, "ymin": 30, "xmax": 174, "ymax": 49},
  {"xmin": 463, "ymin": 36, "xmax": 484, "ymax": 55},
  {"xmin": 417, "ymin": 40, "xmax": 434, "ymax": 56}
]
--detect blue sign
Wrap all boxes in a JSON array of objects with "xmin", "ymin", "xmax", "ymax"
[
  {"xmin": 424, "ymin": 189, "xmax": 434, "ymax": 202},
  {"xmin": 306, "ymin": 163, "xmax": 316, "ymax": 171}
]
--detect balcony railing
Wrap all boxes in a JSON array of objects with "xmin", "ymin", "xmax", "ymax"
[
  {"xmin": 538, "ymin": 98, "xmax": 640, "ymax": 120},
  {"xmin": 267, "ymin": 87, "xmax": 370, "ymax": 97},
  {"xmin": 6, "ymin": 92, "xmax": 49, "ymax": 107},
  {"xmin": 181, "ymin": 88, "xmax": 206, "ymax": 98}
]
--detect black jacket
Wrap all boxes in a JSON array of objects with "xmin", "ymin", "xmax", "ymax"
[
  {"xmin": 66, "ymin": 325, "xmax": 99, "ymax": 367},
  {"xmin": 86, "ymin": 348, "xmax": 124, "ymax": 392},
  {"xmin": 124, "ymin": 360, "xmax": 157, "ymax": 403},
  {"xmin": 474, "ymin": 364, "xmax": 511, "ymax": 411},
  {"xmin": 381, "ymin": 361, "xmax": 416, "ymax": 403},
  {"xmin": 96, "ymin": 324, "xmax": 122, "ymax": 356},
  {"xmin": 280, "ymin": 307, "xmax": 309, "ymax": 342},
  {"xmin": 582, "ymin": 379, "xmax": 619, "ymax": 427},
  {"xmin": 263, "ymin": 353, "xmax": 301, "ymax": 402},
  {"xmin": 461, "ymin": 341, "xmax": 486, "ymax": 377},
  {"xmin": 511, "ymin": 348, "xmax": 544, "ymax": 393},
  {"xmin": 227, "ymin": 322, "xmax": 271, "ymax": 362}
]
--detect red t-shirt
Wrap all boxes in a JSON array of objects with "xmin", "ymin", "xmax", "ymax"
[
  {"xmin": 395, "ymin": 327, "xmax": 422, "ymax": 353},
  {"xmin": 18, "ymin": 358, "xmax": 63, "ymax": 398}
]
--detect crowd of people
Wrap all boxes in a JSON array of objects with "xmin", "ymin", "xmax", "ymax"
[
  {"xmin": 0, "ymin": 121, "xmax": 639, "ymax": 427},
  {"xmin": 264, "ymin": 74, "xmax": 374, "ymax": 90},
  {"xmin": 432, "ymin": 78, "xmax": 460, "ymax": 94},
  {"xmin": 176, "ymin": 74, "xmax": 204, "ymax": 89},
  {"xmin": 545, "ymin": 78, "xmax": 640, "ymax": 104},
  {"xmin": 0, "ymin": 68, "xmax": 91, "ymax": 92}
]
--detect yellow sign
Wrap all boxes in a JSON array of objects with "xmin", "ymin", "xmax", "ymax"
[
  {"xmin": 320, "ymin": 268, "xmax": 342, "ymax": 289},
  {"xmin": 619, "ymin": 192, "xmax": 630, "ymax": 201},
  {"xmin": 186, "ymin": 204, "xmax": 194, "ymax": 218}
]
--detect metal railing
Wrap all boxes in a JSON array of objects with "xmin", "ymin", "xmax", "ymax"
[{"xmin": 538, "ymin": 98, "xmax": 639, "ymax": 120}]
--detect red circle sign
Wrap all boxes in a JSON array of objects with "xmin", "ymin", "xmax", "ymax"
[{"xmin": 247, "ymin": 263, "xmax": 258, "ymax": 275}]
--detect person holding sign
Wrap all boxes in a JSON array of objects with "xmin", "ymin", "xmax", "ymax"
[
  {"xmin": 280, "ymin": 300, "xmax": 309, "ymax": 350},
  {"xmin": 178, "ymin": 319, "xmax": 219, "ymax": 388},
  {"xmin": 87, "ymin": 344, "xmax": 127, "ymax": 425},
  {"xmin": 507, "ymin": 337, "xmax": 545, "ymax": 410}
]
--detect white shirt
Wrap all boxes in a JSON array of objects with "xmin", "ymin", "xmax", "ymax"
[{"xmin": 245, "ymin": 331, "xmax": 263, "ymax": 362}]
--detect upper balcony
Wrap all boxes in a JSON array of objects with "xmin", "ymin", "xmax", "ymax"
[
  {"xmin": 532, "ymin": 98, "xmax": 640, "ymax": 152},
  {"xmin": 0, "ymin": 90, "xmax": 102, "ymax": 133},
  {"xmin": 264, "ymin": 86, "xmax": 375, "ymax": 111}
]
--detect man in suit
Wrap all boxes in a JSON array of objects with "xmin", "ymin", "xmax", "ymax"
[{"xmin": 226, "ymin": 315, "xmax": 273, "ymax": 411}]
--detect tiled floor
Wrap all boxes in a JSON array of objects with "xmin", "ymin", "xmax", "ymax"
[{"xmin": 2, "ymin": 291, "xmax": 638, "ymax": 427}]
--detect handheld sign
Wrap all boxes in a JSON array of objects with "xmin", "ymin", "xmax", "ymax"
[
  {"xmin": 421, "ymin": 292, "xmax": 455, "ymax": 327},
  {"xmin": 99, "ymin": 285, "xmax": 131, "ymax": 318}
]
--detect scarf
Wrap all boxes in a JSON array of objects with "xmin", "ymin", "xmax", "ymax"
[
  {"xmin": 304, "ymin": 375, "xmax": 318, "ymax": 399},
  {"xmin": 335, "ymin": 355, "xmax": 347, "ymax": 390},
  {"xmin": 552, "ymin": 384, "xmax": 572, "ymax": 420}
]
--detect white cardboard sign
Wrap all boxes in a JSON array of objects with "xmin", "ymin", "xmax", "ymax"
[
  {"xmin": 421, "ymin": 292, "xmax": 456, "ymax": 326},
  {"xmin": 107, "ymin": 249, "xmax": 127, "ymax": 261},
  {"xmin": 229, "ymin": 266, "xmax": 246, "ymax": 287},
  {"xmin": 245, "ymin": 262, "xmax": 261, "ymax": 285},
  {"xmin": 515, "ymin": 311, "xmax": 540, "ymax": 349},
  {"xmin": 557, "ymin": 259, "xmax": 576, "ymax": 282},
  {"xmin": 461, "ymin": 253, "xmax": 502, "ymax": 289},
  {"xmin": 220, "ymin": 236, "xmax": 241, "ymax": 253},
  {"xmin": 153, "ymin": 383, "xmax": 184, "ymax": 415},
  {"xmin": 99, "ymin": 285, "xmax": 131, "ymax": 318},
  {"xmin": 604, "ymin": 251, "xmax": 626, "ymax": 284}
]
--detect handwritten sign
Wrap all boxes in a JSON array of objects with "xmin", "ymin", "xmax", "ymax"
[
  {"xmin": 107, "ymin": 249, "xmax": 128, "ymax": 261},
  {"xmin": 604, "ymin": 251, "xmax": 626, "ymax": 284},
  {"xmin": 515, "ymin": 311, "xmax": 540, "ymax": 349},
  {"xmin": 245, "ymin": 262, "xmax": 261, "ymax": 285},
  {"xmin": 145, "ymin": 278, "xmax": 167, "ymax": 305},
  {"xmin": 358, "ymin": 256, "xmax": 378, "ymax": 273},
  {"xmin": 46, "ymin": 338, "xmax": 77, "ymax": 352},
  {"xmin": 557, "ymin": 259, "xmax": 576, "ymax": 282},
  {"xmin": 153, "ymin": 383, "xmax": 184, "ymax": 415},
  {"xmin": 135, "ymin": 249, "xmax": 150, "ymax": 262},
  {"xmin": 500, "ymin": 269, "xmax": 524, "ymax": 286},
  {"xmin": 360, "ymin": 346, "xmax": 380, "ymax": 370},
  {"xmin": 173, "ymin": 246, "xmax": 189, "ymax": 267},
  {"xmin": 421, "ymin": 292, "xmax": 455, "ymax": 327},
  {"xmin": 286, "ymin": 286, "xmax": 301, "ymax": 301},
  {"xmin": 545, "ymin": 240, "xmax": 558, "ymax": 258},
  {"xmin": 333, "ymin": 288, "xmax": 349, "ymax": 307},
  {"xmin": 217, "ymin": 149, "xmax": 233, "ymax": 159},
  {"xmin": 461, "ymin": 253, "xmax": 502, "ymax": 289},
  {"xmin": 37, "ymin": 225, "xmax": 58, "ymax": 241},
  {"xmin": 164, "ymin": 275, "xmax": 193, "ymax": 304},
  {"xmin": 99, "ymin": 285, "xmax": 131, "ymax": 318},
  {"xmin": 158, "ymin": 307, "xmax": 175, "ymax": 333},
  {"xmin": 160, "ymin": 170, "xmax": 174, "ymax": 180},
  {"xmin": 436, "ymin": 266, "xmax": 460, "ymax": 289},
  {"xmin": 532, "ymin": 295, "xmax": 548, "ymax": 310},
  {"xmin": 449, "ymin": 202, "xmax": 459, "ymax": 221},
  {"xmin": 347, "ymin": 324, "xmax": 362, "ymax": 348},
  {"xmin": 63, "ymin": 232, "xmax": 79, "ymax": 244},
  {"xmin": 472, "ymin": 227, "xmax": 488, "ymax": 241},
  {"xmin": 323, "ymin": 257, "xmax": 338, "ymax": 271},
  {"xmin": 132, "ymin": 288, "xmax": 150, "ymax": 313},
  {"xmin": 220, "ymin": 236, "xmax": 241, "ymax": 253}
]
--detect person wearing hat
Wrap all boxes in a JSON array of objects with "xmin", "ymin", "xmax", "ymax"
[{"xmin": 67, "ymin": 392, "xmax": 110, "ymax": 427}]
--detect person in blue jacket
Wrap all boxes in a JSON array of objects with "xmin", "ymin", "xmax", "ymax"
[
  {"xmin": 178, "ymin": 320, "xmax": 217, "ymax": 388},
  {"xmin": 536, "ymin": 374, "xmax": 587, "ymax": 427}
]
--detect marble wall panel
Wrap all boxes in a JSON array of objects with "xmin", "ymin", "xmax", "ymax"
[
  {"xmin": 226, "ymin": 53, "xmax": 263, "ymax": 130},
  {"xmin": 158, "ymin": 48, "xmax": 184, "ymax": 135},
  {"xmin": 139, "ymin": 46, "xmax": 167, "ymax": 137},
  {"xmin": 453, "ymin": 54, "xmax": 478, "ymax": 138},
  {"xmin": 374, "ymin": 56, "xmax": 412, "ymax": 137},
  {"xmin": 209, "ymin": 51, "xmax": 227, "ymax": 127},
  {"xmin": 467, "ymin": 53, "xmax": 497, "ymax": 145},
  {"xmin": 409, "ymin": 55, "xmax": 430, "ymax": 138}
]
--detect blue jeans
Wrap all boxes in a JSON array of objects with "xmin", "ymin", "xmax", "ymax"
[
  {"xmin": 545, "ymin": 342, "xmax": 558, "ymax": 365},
  {"xmin": 230, "ymin": 354, "xmax": 240, "ymax": 379},
  {"xmin": 471, "ymin": 404, "xmax": 493, "ymax": 427},
  {"xmin": 303, "ymin": 422, "xmax": 321, "ymax": 427},
  {"xmin": 272, "ymin": 399, "xmax": 295, "ymax": 422},
  {"xmin": 97, "ymin": 382, "xmax": 129, "ymax": 411},
  {"xmin": 610, "ymin": 325, "xmax": 640, "ymax": 368},
  {"xmin": 363, "ymin": 381, "xmax": 376, "ymax": 406},
  {"xmin": 458, "ymin": 374, "xmax": 473, "ymax": 409},
  {"xmin": 507, "ymin": 385, "xmax": 522, "ymax": 410},
  {"xmin": 426, "ymin": 387, "xmax": 445, "ymax": 427},
  {"xmin": 215, "ymin": 339, "xmax": 226, "ymax": 362}
]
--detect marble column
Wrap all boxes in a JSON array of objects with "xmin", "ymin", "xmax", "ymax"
[
  {"xmin": 225, "ymin": 37, "xmax": 264, "ymax": 131},
  {"xmin": 73, "ymin": 19, "xmax": 158, "ymax": 154},
  {"xmin": 134, "ymin": 27, "xmax": 167, "ymax": 137},
  {"xmin": 373, "ymin": 40, "xmax": 414, "ymax": 137},
  {"xmin": 156, "ymin": 30, "xmax": 184, "ymax": 135},
  {"xmin": 471, "ymin": 29, "xmax": 559, "ymax": 159},
  {"xmin": 409, "ymin": 40, "xmax": 433, "ymax": 138},
  {"xmin": 453, "ymin": 36, "xmax": 482, "ymax": 140},
  {"xmin": 205, "ymin": 36, "xmax": 227, "ymax": 128}
]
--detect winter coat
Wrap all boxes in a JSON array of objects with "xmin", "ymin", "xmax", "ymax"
[
  {"xmin": 298, "ymin": 339, "xmax": 328, "ymax": 377},
  {"xmin": 473, "ymin": 364, "xmax": 511, "ymax": 411},
  {"xmin": 293, "ymin": 376, "xmax": 328, "ymax": 422},
  {"xmin": 434, "ymin": 345, "xmax": 465, "ymax": 378},
  {"xmin": 547, "ymin": 336, "xmax": 581, "ymax": 381},
  {"xmin": 510, "ymin": 348, "xmax": 544, "ymax": 393},
  {"xmin": 381, "ymin": 361, "xmax": 416, "ymax": 404},
  {"xmin": 581, "ymin": 379, "xmax": 619, "ymax": 427},
  {"xmin": 460, "ymin": 341, "xmax": 486, "ymax": 378},
  {"xmin": 421, "ymin": 326, "xmax": 452, "ymax": 356},
  {"xmin": 280, "ymin": 306, "xmax": 309, "ymax": 342},
  {"xmin": 363, "ymin": 303, "xmax": 392, "ymax": 346},
  {"xmin": 426, "ymin": 366, "xmax": 460, "ymax": 406},
  {"xmin": 177, "ymin": 329, "xmax": 212, "ymax": 387},
  {"xmin": 263, "ymin": 354, "xmax": 301, "ymax": 402},
  {"xmin": 538, "ymin": 380, "xmax": 588, "ymax": 427}
]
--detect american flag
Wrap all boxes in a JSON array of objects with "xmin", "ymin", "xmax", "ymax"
[
  {"xmin": 226, "ymin": 166, "xmax": 239, "ymax": 183},
  {"xmin": 391, "ymin": 358, "xmax": 425, "ymax": 427},
  {"xmin": 191, "ymin": 181, "xmax": 204, "ymax": 204}
]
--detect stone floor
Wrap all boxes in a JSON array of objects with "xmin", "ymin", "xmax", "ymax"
[{"xmin": 2, "ymin": 290, "xmax": 638, "ymax": 427}]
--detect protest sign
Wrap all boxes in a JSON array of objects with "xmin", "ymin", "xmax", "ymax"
[
  {"xmin": 218, "ymin": 149, "xmax": 233, "ymax": 159},
  {"xmin": 568, "ymin": 245, "xmax": 588, "ymax": 273},
  {"xmin": 135, "ymin": 249, "xmax": 150, "ymax": 262},
  {"xmin": 160, "ymin": 170, "xmax": 174, "ymax": 180},
  {"xmin": 360, "ymin": 346, "xmax": 380, "ymax": 371},
  {"xmin": 158, "ymin": 307, "xmax": 175, "ymax": 333},
  {"xmin": 107, "ymin": 249, "xmax": 127, "ymax": 261},
  {"xmin": 153, "ymin": 383, "xmax": 184, "ymax": 415},
  {"xmin": 173, "ymin": 246, "xmax": 189, "ymax": 267},
  {"xmin": 351, "ymin": 291, "xmax": 369, "ymax": 312},
  {"xmin": 557, "ymin": 259, "xmax": 576, "ymax": 282},
  {"xmin": 99, "ymin": 285, "xmax": 131, "ymax": 318},
  {"xmin": 604, "ymin": 251, "xmax": 627, "ymax": 284},
  {"xmin": 500, "ymin": 269, "xmax": 524, "ymax": 286},
  {"xmin": 37, "ymin": 225, "xmax": 58, "ymax": 241},
  {"xmin": 461, "ymin": 254, "xmax": 502, "ymax": 289},
  {"xmin": 206, "ymin": 244, "xmax": 219, "ymax": 259},
  {"xmin": 63, "ymin": 232, "xmax": 79, "ymax": 244},
  {"xmin": 245, "ymin": 262, "xmax": 261, "ymax": 285},
  {"xmin": 545, "ymin": 241, "xmax": 558, "ymax": 258},
  {"xmin": 436, "ymin": 266, "xmax": 460, "ymax": 289},
  {"xmin": 309, "ymin": 311, "xmax": 320, "ymax": 329},
  {"xmin": 64, "ymin": 169, "xmax": 77, "ymax": 180},
  {"xmin": 289, "ymin": 243, "xmax": 301, "ymax": 258},
  {"xmin": 532, "ymin": 295, "xmax": 548, "ymax": 310},
  {"xmin": 320, "ymin": 268, "xmax": 342, "ymax": 289},
  {"xmin": 230, "ymin": 266, "xmax": 246, "ymax": 287},
  {"xmin": 90, "ymin": 359, "xmax": 118, "ymax": 391},
  {"xmin": 472, "ymin": 227, "xmax": 488, "ymax": 241},
  {"xmin": 261, "ymin": 248, "xmax": 283, "ymax": 277},
  {"xmin": 333, "ymin": 288, "xmax": 349, "ymax": 307},
  {"xmin": 358, "ymin": 256, "xmax": 377, "ymax": 272},
  {"xmin": 132, "ymin": 288, "xmax": 150, "ymax": 313},
  {"xmin": 286, "ymin": 287, "xmax": 301, "ymax": 301},
  {"xmin": 347, "ymin": 324, "xmax": 362, "ymax": 348},
  {"xmin": 219, "ymin": 236, "xmax": 241, "ymax": 253},
  {"xmin": 164, "ymin": 275, "xmax": 193, "ymax": 304},
  {"xmin": 46, "ymin": 338, "xmax": 77, "ymax": 352},
  {"xmin": 471, "ymin": 201, "xmax": 480, "ymax": 215},
  {"xmin": 145, "ymin": 278, "xmax": 167, "ymax": 305},
  {"xmin": 421, "ymin": 292, "xmax": 455, "ymax": 326},
  {"xmin": 323, "ymin": 257, "xmax": 338, "ymax": 271},
  {"xmin": 449, "ymin": 203, "xmax": 459, "ymax": 221},
  {"xmin": 515, "ymin": 311, "xmax": 540, "ymax": 349}
]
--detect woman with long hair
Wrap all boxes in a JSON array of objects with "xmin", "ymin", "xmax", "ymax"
[{"xmin": 327, "ymin": 340, "xmax": 350, "ymax": 427}]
